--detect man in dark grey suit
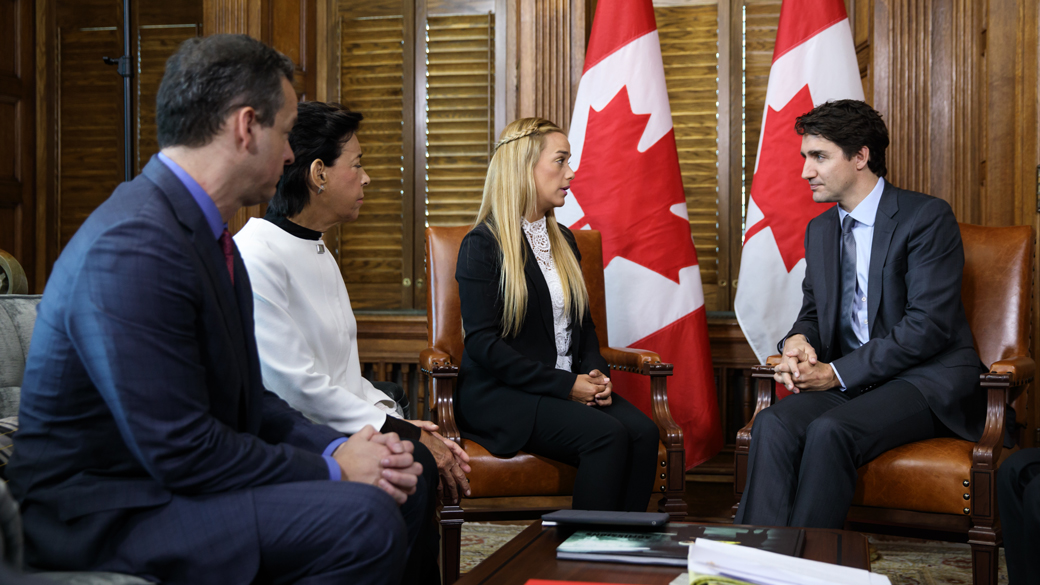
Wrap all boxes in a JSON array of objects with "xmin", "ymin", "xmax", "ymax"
[{"xmin": 735, "ymin": 100, "xmax": 986, "ymax": 529}]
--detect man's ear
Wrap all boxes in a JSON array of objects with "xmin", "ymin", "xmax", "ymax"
[
  {"xmin": 232, "ymin": 107, "xmax": 259, "ymax": 152},
  {"xmin": 855, "ymin": 145, "xmax": 870, "ymax": 171}
]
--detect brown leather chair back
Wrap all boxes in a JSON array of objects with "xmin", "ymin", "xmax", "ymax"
[
  {"xmin": 425, "ymin": 226, "xmax": 610, "ymax": 362},
  {"xmin": 959, "ymin": 223, "xmax": 1034, "ymax": 369},
  {"xmin": 426, "ymin": 226, "xmax": 470, "ymax": 364}
]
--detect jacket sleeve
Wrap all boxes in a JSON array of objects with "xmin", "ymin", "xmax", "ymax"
[
  {"xmin": 67, "ymin": 218, "xmax": 333, "ymax": 494},
  {"xmin": 785, "ymin": 227, "xmax": 823, "ymax": 353},
  {"xmin": 456, "ymin": 227, "xmax": 577, "ymax": 399},
  {"xmin": 830, "ymin": 198, "xmax": 967, "ymax": 391}
]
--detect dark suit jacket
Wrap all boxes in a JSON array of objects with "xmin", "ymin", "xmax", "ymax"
[
  {"xmin": 8, "ymin": 157, "xmax": 344, "ymax": 576},
  {"xmin": 455, "ymin": 222, "xmax": 608, "ymax": 456},
  {"xmin": 785, "ymin": 181, "xmax": 986, "ymax": 442}
]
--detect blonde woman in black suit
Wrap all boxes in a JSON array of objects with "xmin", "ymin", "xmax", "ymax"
[{"xmin": 454, "ymin": 117, "xmax": 658, "ymax": 512}]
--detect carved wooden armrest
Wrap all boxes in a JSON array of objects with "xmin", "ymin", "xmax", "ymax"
[
  {"xmin": 420, "ymin": 347, "xmax": 457, "ymax": 375},
  {"xmin": 987, "ymin": 356, "xmax": 1035, "ymax": 390},
  {"xmin": 737, "ymin": 358, "xmax": 781, "ymax": 447},
  {"xmin": 419, "ymin": 348, "xmax": 461, "ymax": 443},
  {"xmin": 600, "ymin": 346, "xmax": 661, "ymax": 372}
]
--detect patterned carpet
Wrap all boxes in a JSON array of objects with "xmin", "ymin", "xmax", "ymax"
[{"xmin": 459, "ymin": 523, "xmax": 1010, "ymax": 584}]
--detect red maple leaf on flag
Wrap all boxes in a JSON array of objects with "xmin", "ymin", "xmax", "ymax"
[
  {"xmin": 743, "ymin": 84, "xmax": 833, "ymax": 272},
  {"xmin": 568, "ymin": 86, "xmax": 698, "ymax": 283}
]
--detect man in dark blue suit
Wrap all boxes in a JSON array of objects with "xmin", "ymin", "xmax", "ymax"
[
  {"xmin": 8, "ymin": 34, "xmax": 422, "ymax": 584},
  {"xmin": 735, "ymin": 100, "xmax": 986, "ymax": 529}
]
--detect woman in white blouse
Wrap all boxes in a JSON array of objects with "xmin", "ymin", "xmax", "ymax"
[
  {"xmin": 235, "ymin": 101, "xmax": 468, "ymax": 584},
  {"xmin": 454, "ymin": 117, "xmax": 658, "ymax": 511}
]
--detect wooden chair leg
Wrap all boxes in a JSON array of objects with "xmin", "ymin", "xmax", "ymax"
[
  {"xmin": 969, "ymin": 540, "xmax": 998, "ymax": 585},
  {"xmin": 439, "ymin": 503, "xmax": 464, "ymax": 585}
]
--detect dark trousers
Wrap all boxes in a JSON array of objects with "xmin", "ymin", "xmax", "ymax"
[
  {"xmin": 736, "ymin": 379, "xmax": 944, "ymax": 528},
  {"xmin": 998, "ymin": 448, "xmax": 1040, "ymax": 585},
  {"xmin": 400, "ymin": 438, "xmax": 440, "ymax": 585},
  {"xmin": 75, "ymin": 481, "xmax": 407, "ymax": 585},
  {"xmin": 523, "ymin": 393, "xmax": 658, "ymax": 512}
]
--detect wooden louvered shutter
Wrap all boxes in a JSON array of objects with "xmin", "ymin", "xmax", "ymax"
[
  {"xmin": 424, "ymin": 13, "xmax": 495, "ymax": 229},
  {"xmin": 137, "ymin": 25, "xmax": 200, "ymax": 174},
  {"xmin": 338, "ymin": 15, "xmax": 407, "ymax": 310},
  {"xmin": 743, "ymin": 0, "xmax": 782, "ymax": 225},
  {"xmin": 656, "ymin": 3, "xmax": 720, "ymax": 310}
]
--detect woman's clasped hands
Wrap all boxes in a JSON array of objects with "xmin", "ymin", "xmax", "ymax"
[{"xmin": 569, "ymin": 369, "xmax": 613, "ymax": 407}]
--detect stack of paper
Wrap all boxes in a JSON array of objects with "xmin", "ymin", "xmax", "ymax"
[{"xmin": 688, "ymin": 538, "xmax": 891, "ymax": 585}]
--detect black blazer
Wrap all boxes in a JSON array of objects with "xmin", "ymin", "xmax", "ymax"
[
  {"xmin": 785, "ymin": 181, "xmax": 986, "ymax": 442},
  {"xmin": 455, "ymin": 222, "xmax": 608, "ymax": 456},
  {"xmin": 9, "ymin": 157, "xmax": 343, "ymax": 575}
]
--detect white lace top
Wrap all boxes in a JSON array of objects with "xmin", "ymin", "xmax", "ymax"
[{"xmin": 521, "ymin": 216, "xmax": 572, "ymax": 371}]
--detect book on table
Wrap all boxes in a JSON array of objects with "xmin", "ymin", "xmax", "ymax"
[{"xmin": 556, "ymin": 525, "xmax": 805, "ymax": 567}]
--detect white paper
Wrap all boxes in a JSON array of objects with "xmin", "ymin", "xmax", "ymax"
[{"xmin": 687, "ymin": 538, "xmax": 891, "ymax": 585}]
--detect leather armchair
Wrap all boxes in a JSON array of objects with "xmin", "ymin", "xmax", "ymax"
[
  {"xmin": 734, "ymin": 223, "xmax": 1034, "ymax": 585},
  {"xmin": 422, "ymin": 226, "xmax": 687, "ymax": 584}
]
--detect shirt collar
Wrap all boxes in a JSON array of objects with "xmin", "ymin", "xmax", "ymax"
[
  {"xmin": 158, "ymin": 152, "xmax": 225, "ymax": 240},
  {"xmin": 837, "ymin": 176, "xmax": 885, "ymax": 228},
  {"xmin": 263, "ymin": 208, "xmax": 323, "ymax": 241}
]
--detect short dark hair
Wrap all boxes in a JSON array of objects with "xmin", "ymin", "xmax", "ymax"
[
  {"xmin": 794, "ymin": 99, "xmax": 889, "ymax": 178},
  {"xmin": 269, "ymin": 102, "xmax": 364, "ymax": 217},
  {"xmin": 156, "ymin": 34, "xmax": 295, "ymax": 148}
]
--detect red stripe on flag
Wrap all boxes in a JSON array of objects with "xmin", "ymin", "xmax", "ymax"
[
  {"xmin": 608, "ymin": 306, "xmax": 723, "ymax": 470},
  {"xmin": 772, "ymin": 0, "xmax": 849, "ymax": 64},
  {"xmin": 583, "ymin": 0, "xmax": 658, "ymax": 73}
]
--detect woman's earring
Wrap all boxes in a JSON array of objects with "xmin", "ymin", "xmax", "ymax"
[{"xmin": 317, "ymin": 184, "xmax": 325, "ymax": 194}]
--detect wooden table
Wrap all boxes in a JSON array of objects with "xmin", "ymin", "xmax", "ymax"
[{"xmin": 456, "ymin": 521, "xmax": 872, "ymax": 585}]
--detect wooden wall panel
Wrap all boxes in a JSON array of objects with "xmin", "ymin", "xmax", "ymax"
[
  {"xmin": 0, "ymin": 0, "xmax": 34, "ymax": 284},
  {"xmin": 517, "ymin": 0, "xmax": 584, "ymax": 131},
  {"xmin": 56, "ymin": 27, "xmax": 123, "ymax": 249},
  {"xmin": 136, "ymin": 25, "xmax": 202, "ymax": 174},
  {"xmin": 860, "ymin": 0, "xmax": 1040, "ymax": 444},
  {"xmin": 205, "ymin": 0, "xmax": 318, "ymax": 234}
]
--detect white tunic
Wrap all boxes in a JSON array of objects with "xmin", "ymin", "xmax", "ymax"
[
  {"xmin": 234, "ymin": 217, "xmax": 399, "ymax": 434},
  {"xmin": 521, "ymin": 216, "xmax": 572, "ymax": 370}
]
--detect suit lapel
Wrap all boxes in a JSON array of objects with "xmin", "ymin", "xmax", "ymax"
[
  {"xmin": 142, "ymin": 157, "xmax": 252, "ymax": 399},
  {"xmin": 521, "ymin": 231, "xmax": 555, "ymax": 341},
  {"xmin": 819, "ymin": 207, "xmax": 840, "ymax": 350},
  {"xmin": 867, "ymin": 183, "xmax": 899, "ymax": 336}
]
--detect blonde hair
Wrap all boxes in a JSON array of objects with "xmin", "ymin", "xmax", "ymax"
[{"xmin": 474, "ymin": 117, "xmax": 589, "ymax": 337}]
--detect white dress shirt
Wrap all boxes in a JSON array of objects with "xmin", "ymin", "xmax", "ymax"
[
  {"xmin": 234, "ymin": 217, "xmax": 400, "ymax": 433},
  {"xmin": 831, "ymin": 176, "xmax": 885, "ymax": 389}
]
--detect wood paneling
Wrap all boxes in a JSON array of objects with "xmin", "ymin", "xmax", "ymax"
[
  {"xmin": 517, "ymin": 0, "xmax": 584, "ymax": 131},
  {"xmin": 855, "ymin": 0, "xmax": 1040, "ymax": 444},
  {"xmin": 0, "ymin": 0, "xmax": 34, "ymax": 285},
  {"xmin": 56, "ymin": 27, "xmax": 123, "ymax": 248}
]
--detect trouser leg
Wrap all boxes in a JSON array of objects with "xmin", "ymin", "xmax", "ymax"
[
  {"xmin": 253, "ymin": 481, "xmax": 407, "ymax": 585},
  {"xmin": 735, "ymin": 390, "xmax": 847, "ymax": 526},
  {"xmin": 594, "ymin": 393, "xmax": 660, "ymax": 511},
  {"xmin": 399, "ymin": 438, "xmax": 440, "ymax": 585},
  {"xmin": 998, "ymin": 448, "xmax": 1040, "ymax": 585},
  {"xmin": 789, "ymin": 380, "xmax": 939, "ymax": 528},
  {"xmin": 524, "ymin": 395, "xmax": 654, "ymax": 511}
]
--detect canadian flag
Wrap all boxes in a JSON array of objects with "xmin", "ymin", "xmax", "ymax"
[
  {"xmin": 734, "ymin": 0, "xmax": 864, "ymax": 366},
  {"xmin": 558, "ymin": 0, "xmax": 723, "ymax": 469}
]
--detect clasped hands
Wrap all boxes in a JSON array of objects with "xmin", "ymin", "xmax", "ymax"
[
  {"xmin": 773, "ymin": 335, "xmax": 839, "ymax": 393},
  {"xmin": 569, "ymin": 369, "xmax": 612, "ymax": 407}
]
